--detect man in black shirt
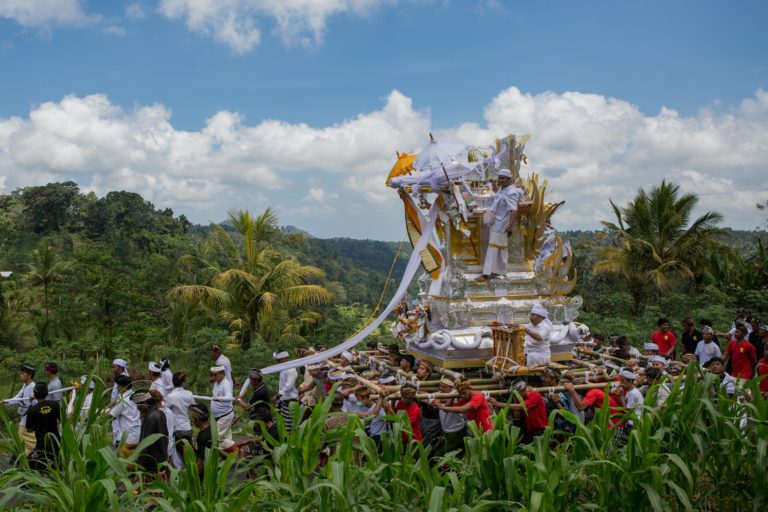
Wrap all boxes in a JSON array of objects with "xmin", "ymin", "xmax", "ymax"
[
  {"xmin": 132, "ymin": 391, "xmax": 168, "ymax": 476},
  {"xmin": 680, "ymin": 316, "xmax": 702, "ymax": 356},
  {"xmin": 188, "ymin": 403, "xmax": 212, "ymax": 477},
  {"xmin": 26, "ymin": 383, "xmax": 60, "ymax": 471},
  {"xmin": 236, "ymin": 369, "xmax": 272, "ymax": 429},
  {"xmin": 748, "ymin": 317, "xmax": 765, "ymax": 361}
]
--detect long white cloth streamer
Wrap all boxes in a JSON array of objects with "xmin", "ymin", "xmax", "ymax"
[{"xmin": 258, "ymin": 203, "xmax": 440, "ymax": 376}]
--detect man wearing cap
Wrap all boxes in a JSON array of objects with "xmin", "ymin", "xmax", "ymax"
[
  {"xmin": 694, "ymin": 326, "xmax": 722, "ymax": 367},
  {"xmin": 210, "ymin": 366, "xmax": 237, "ymax": 453},
  {"xmin": 106, "ymin": 375, "xmax": 141, "ymax": 457},
  {"xmin": 339, "ymin": 351, "xmax": 355, "ymax": 370},
  {"xmin": 476, "ymin": 168, "xmax": 523, "ymax": 283},
  {"xmin": 615, "ymin": 369, "xmax": 644, "ymax": 422},
  {"xmin": 510, "ymin": 304, "xmax": 552, "ymax": 368},
  {"xmin": 273, "ymin": 351, "xmax": 298, "ymax": 432},
  {"xmin": 643, "ymin": 343, "xmax": 660, "ymax": 357},
  {"xmin": 148, "ymin": 362, "xmax": 167, "ymax": 398},
  {"xmin": 211, "ymin": 345, "xmax": 232, "ymax": 383},
  {"xmin": 25, "ymin": 382, "xmax": 61, "ymax": 470},
  {"xmin": 44, "ymin": 363, "xmax": 63, "ymax": 402},
  {"xmin": 3, "ymin": 365, "xmax": 37, "ymax": 454},
  {"xmin": 67, "ymin": 375, "xmax": 95, "ymax": 420},
  {"xmin": 111, "ymin": 358, "xmax": 130, "ymax": 402}
]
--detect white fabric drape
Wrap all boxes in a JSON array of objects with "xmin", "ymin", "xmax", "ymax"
[{"xmin": 258, "ymin": 203, "xmax": 440, "ymax": 376}]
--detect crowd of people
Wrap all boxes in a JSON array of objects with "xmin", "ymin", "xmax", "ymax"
[{"xmin": 3, "ymin": 309, "xmax": 767, "ymax": 478}]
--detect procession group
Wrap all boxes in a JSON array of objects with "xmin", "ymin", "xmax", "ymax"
[{"xmin": 3, "ymin": 308, "xmax": 768, "ymax": 477}]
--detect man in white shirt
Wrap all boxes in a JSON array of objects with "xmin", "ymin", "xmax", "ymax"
[
  {"xmin": 210, "ymin": 366, "xmax": 237, "ymax": 453},
  {"xmin": 211, "ymin": 345, "xmax": 232, "ymax": 383},
  {"xmin": 436, "ymin": 377, "xmax": 467, "ymax": 454},
  {"xmin": 511, "ymin": 304, "xmax": 552, "ymax": 368},
  {"xmin": 617, "ymin": 369, "xmax": 644, "ymax": 425},
  {"xmin": 44, "ymin": 362, "xmax": 63, "ymax": 402},
  {"xmin": 148, "ymin": 362, "xmax": 167, "ymax": 398},
  {"xmin": 67, "ymin": 374, "xmax": 95, "ymax": 421},
  {"xmin": 273, "ymin": 351, "xmax": 298, "ymax": 432},
  {"xmin": 166, "ymin": 371, "xmax": 196, "ymax": 467},
  {"xmin": 476, "ymin": 168, "xmax": 523, "ymax": 282},
  {"xmin": 111, "ymin": 358, "xmax": 130, "ymax": 402},
  {"xmin": 107, "ymin": 375, "xmax": 141, "ymax": 458},
  {"xmin": 3, "ymin": 364, "xmax": 37, "ymax": 454},
  {"xmin": 694, "ymin": 326, "xmax": 722, "ymax": 367}
]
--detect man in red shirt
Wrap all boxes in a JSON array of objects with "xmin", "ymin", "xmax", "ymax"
[
  {"xmin": 434, "ymin": 380, "xmax": 493, "ymax": 432},
  {"xmin": 563, "ymin": 382, "xmax": 623, "ymax": 429},
  {"xmin": 650, "ymin": 317, "xmax": 677, "ymax": 358},
  {"xmin": 489, "ymin": 379, "xmax": 547, "ymax": 442},
  {"xmin": 383, "ymin": 384, "xmax": 422, "ymax": 442},
  {"xmin": 724, "ymin": 323, "xmax": 757, "ymax": 381}
]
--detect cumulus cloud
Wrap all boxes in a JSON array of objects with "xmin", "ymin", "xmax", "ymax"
[
  {"xmin": 444, "ymin": 87, "xmax": 768, "ymax": 231},
  {"xmin": 0, "ymin": 0, "xmax": 97, "ymax": 28},
  {"xmin": 158, "ymin": 0, "xmax": 395, "ymax": 53},
  {"xmin": 0, "ymin": 88, "xmax": 767, "ymax": 238}
]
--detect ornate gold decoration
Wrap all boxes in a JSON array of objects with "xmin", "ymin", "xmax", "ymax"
[{"xmin": 542, "ymin": 235, "xmax": 578, "ymax": 296}]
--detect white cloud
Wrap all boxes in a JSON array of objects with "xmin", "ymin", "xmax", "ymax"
[
  {"xmin": 0, "ymin": 88, "xmax": 767, "ymax": 238},
  {"xmin": 104, "ymin": 25, "xmax": 127, "ymax": 37},
  {"xmin": 0, "ymin": 0, "xmax": 97, "ymax": 28},
  {"xmin": 125, "ymin": 3, "xmax": 146, "ymax": 19},
  {"xmin": 158, "ymin": 0, "xmax": 395, "ymax": 53}
]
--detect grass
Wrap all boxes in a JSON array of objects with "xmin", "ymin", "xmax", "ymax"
[{"xmin": 0, "ymin": 364, "xmax": 766, "ymax": 511}]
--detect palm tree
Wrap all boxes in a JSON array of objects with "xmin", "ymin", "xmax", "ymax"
[
  {"xmin": 168, "ymin": 208, "xmax": 332, "ymax": 349},
  {"xmin": 594, "ymin": 180, "xmax": 724, "ymax": 313},
  {"xmin": 25, "ymin": 245, "xmax": 66, "ymax": 345}
]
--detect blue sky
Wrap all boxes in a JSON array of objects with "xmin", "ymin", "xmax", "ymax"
[{"xmin": 1, "ymin": 1, "xmax": 767, "ymax": 239}]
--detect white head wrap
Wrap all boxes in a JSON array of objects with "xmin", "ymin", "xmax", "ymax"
[
  {"xmin": 619, "ymin": 369, "xmax": 636, "ymax": 380},
  {"xmin": 498, "ymin": 168, "xmax": 513, "ymax": 178},
  {"xmin": 80, "ymin": 375, "xmax": 95, "ymax": 390},
  {"xmin": 649, "ymin": 355, "xmax": 669, "ymax": 367},
  {"xmin": 209, "ymin": 365, "xmax": 226, "ymax": 374},
  {"xmin": 273, "ymin": 351, "xmax": 289, "ymax": 360},
  {"xmin": 112, "ymin": 358, "xmax": 128, "ymax": 368},
  {"xmin": 148, "ymin": 362, "xmax": 162, "ymax": 373},
  {"xmin": 341, "ymin": 351, "xmax": 354, "ymax": 363},
  {"xmin": 644, "ymin": 343, "xmax": 659, "ymax": 351},
  {"xmin": 530, "ymin": 304, "xmax": 548, "ymax": 318}
]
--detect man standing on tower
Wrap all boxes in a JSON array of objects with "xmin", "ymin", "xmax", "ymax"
[{"xmin": 476, "ymin": 169, "xmax": 523, "ymax": 283}]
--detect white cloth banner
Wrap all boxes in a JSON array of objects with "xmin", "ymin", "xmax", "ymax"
[{"xmin": 258, "ymin": 203, "xmax": 440, "ymax": 376}]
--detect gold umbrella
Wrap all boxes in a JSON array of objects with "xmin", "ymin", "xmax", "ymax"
[{"xmin": 385, "ymin": 151, "xmax": 417, "ymax": 185}]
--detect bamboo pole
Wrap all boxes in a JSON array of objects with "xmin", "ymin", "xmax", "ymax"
[{"xmin": 370, "ymin": 381, "xmax": 614, "ymax": 401}]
